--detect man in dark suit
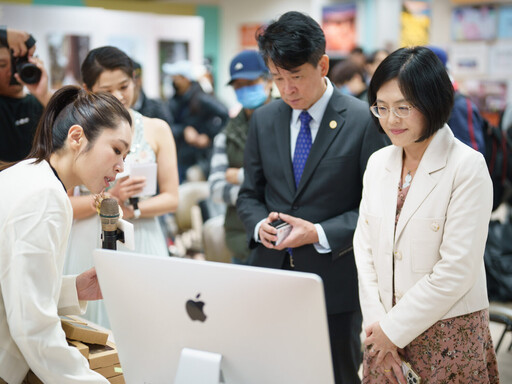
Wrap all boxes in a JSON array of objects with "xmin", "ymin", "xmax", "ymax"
[{"xmin": 236, "ymin": 12, "xmax": 388, "ymax": 384}]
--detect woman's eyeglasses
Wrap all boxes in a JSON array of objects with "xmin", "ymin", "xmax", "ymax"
[{"xmin": 370, "ymin": 104, "xmax": 414, "ymax": 119}]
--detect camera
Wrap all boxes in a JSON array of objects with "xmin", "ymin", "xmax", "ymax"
[
  {"xmin": 269, "ymin": 219, "xmax": 292, "ymax": 246},
  {"xmin": 10, "ymin": 54, "xmax": 41, "ymax": 85}
]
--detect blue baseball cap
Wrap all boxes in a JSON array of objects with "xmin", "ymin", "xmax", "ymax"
[{"xmin": 228, "ymin": 50, "xmax": 269, "ymax": 85}]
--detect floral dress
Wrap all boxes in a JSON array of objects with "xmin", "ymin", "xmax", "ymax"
[{"xmin": 362, "ymin": 180, "xmax": 499, "ymax": 384}]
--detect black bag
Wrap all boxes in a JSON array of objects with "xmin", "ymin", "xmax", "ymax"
[{"xmin": 484, "ymin": 218, "xmax": 512, "ymax": 301}]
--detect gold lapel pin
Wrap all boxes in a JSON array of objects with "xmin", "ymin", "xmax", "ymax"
[{"xmin": 329, "ymin": 120, "xmax": 337, "ymax": 129}]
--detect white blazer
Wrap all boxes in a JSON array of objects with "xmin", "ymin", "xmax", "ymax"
[
  {"xmin": 354, "ymin": 126, "xmax": 492, "ymax": 348},
  {"xmin": 0, "ymin": 160, "xmax": 108, "ymax": 384}
]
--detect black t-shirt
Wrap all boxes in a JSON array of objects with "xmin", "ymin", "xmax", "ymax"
[{"xmin": 0, "ymin": 94, "xmax": 43, "ymax": 162}]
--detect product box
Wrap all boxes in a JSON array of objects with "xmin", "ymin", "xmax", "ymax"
[
  {"xmin": 60, "ymin": 315, "xmax": 88, "ymax": 324},
  {"xmin": 87, "ymin": 341, "xmax": 120, "ymax": 369},
  {"xmin": 61, "ymin": 319, "xmax": 109, "ymax": 345},
  {"xmin": 108, "ymin": 374, "xmax": 126, "ymax": 384},
  {"xmin": 94, "ymin": 363, "xmax": 122, "ymax": 379},
  {"xmin": 25, "ymin": 371, "xmax": 43, "ymax": 384},
  {"xmin": 68, "ymin": 339, "xmax": 90, "ymax": 359}
]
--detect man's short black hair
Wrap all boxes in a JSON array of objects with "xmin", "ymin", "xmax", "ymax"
[
  {"xmin": 257, "ymin": 11, "xmax": 325, "ymax": 71},
  {"xmin": 368, "ymin": 46, "xmax": 454, "ymax": 142},
  {"xmin": 331, "ymin": 59, "xmax": 365, "ymax": 85}
]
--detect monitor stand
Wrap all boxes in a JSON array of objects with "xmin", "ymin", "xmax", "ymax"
[{"xmin": 174, "ymin": 348, "xmax": 225, "ymax": 384}]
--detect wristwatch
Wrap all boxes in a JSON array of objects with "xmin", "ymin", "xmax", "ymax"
[{"xmin": 130, "ymin": 198, "xmax": 141, "ymax": 219}]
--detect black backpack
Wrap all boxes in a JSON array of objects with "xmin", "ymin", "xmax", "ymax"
[
  {"xmin": 455, "ymin": 92, "xmax": 511, "ymax": 210},
  {"xmin": 483, "ymin": 118, "xmax": 512, "ymax": 210}
]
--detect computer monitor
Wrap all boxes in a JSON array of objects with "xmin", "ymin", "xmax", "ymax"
[{"xmin": 93, "ymin": 249, "xmax": 334, "ymax": 384}]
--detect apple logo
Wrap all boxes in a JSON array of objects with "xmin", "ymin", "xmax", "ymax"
[{"xmin": 186, "ymin": 293, "xmax": 207, "ymax": 322}]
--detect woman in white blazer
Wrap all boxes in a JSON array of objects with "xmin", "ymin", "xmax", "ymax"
[
  {"xmin": 0, "ymin": 86, "xmax": 132, "ymax": 383},
  {"xmin": 354, "ymin": 46, "xmax": 499, "ymax": 383}
]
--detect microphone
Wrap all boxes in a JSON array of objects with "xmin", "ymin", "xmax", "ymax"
[{"xmin": 99, "ymin": 198, "xmax": 120, "ymax": 250}]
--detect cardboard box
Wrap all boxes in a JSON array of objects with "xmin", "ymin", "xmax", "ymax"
[
  {"xmin": 108, "ymin": 374, "xmax": 125, "ymax": 384},
  {"xmin": 94, "ymin": 363, "xmax": 122, "ymax": 379},
  {"xmin": 87, "ymin": 341, "xmax": 120, "ymax": 369},
  {"xmin": 25, "ymin": 371, "xmax": 43, "ymax": 384},
  {"xmin": 68, "ymin": 339, "xmax": 89, "ymax": 359},
  {"xmin": 61, "ymin": 320, "xmax": 109, "ymax": 345},
  {"xmin": 60, "ymin": 315, "xmax": 88, "ymax": 324}
]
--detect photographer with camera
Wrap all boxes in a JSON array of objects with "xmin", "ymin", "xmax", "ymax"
[{"xmin": 0, "ymin": 28, "xmax": 52, "ymax": 162}]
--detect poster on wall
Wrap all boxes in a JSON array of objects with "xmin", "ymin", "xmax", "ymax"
[
  {"xmin": 400, "ymin": 0, "xmax": 431, "ymax": 47},
  {"xmin": 451, "ymin": 5, "xmax": 497, "ymax": 41},
  {"xmin": 463, "ymin": 79, "xmax": 507, "ymax": 113},
  {"xmin": 498, "ymin": 6, "xmax": 512, "ymax": 39},
  {"xmin": 47, "ymin": 34, "xmax": 89, "ymax": 90},
  {"xmin": 239, "ymin": 23, "xmax": 263, "ymax": 50},
  {"xmin": 489, "ymin": 42, "xmax": 512, "ymax": 76},
  {"xmin": 322, "ymin": 3, "xmax": 357, "ymax": 57},
  {"xmin": 158, "ymin": 41, "xmax": 189, "ymax": 99},
  {"xmin": 450, "ymin": 43, "xmax": 488, "ymax": 76}
]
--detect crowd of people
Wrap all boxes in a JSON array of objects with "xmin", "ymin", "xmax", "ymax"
[{"xmin": 0, "ymin": 10, "xmax": 504, "ymax": 383}]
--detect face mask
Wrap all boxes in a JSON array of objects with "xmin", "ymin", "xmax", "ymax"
[
  {"xmin": 235, "ymin": 83, "xmax": 268, "ymax": 110},
  {"xmin": 338, "ymin": 84, "xmax": 352, "ymax": 96}
]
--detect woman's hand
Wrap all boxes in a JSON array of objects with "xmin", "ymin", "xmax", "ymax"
[
  {"xmin": 76, "ymin": 268, "xmax": 102, "ymax": 301},
  {"xmin": 380, "ymin": 352, "xmax": 407, "ymax": 384},
  {"xmin": 365, "ymin": 322, "xmax": 401, "ymax": 366},
  {"xmin": 108, "ymin": 175, "xmax": 146, "ymax": 202}
]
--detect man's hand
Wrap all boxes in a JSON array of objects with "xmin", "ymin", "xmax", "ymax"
[
  {"xmin": 76, "ymin": 267, "xmax": 102, "ymax": 301},
  {"xmin": 258, "ymin": 211, "xmax": 280, "ymax": 248},
  {"xmin": 195, "ymin": 133, "xmax": 210, "ymax": 148},
  {"xmin": 274, "ymin": 213, "xmax": 318, "ymax": 249},
  {"xmin": 184, "ymin": 126, "xmax": 199, "ymax": 145},
  {"xmin": 225, "ymin": 168, "xmax": 240, "ymax": 184},
  {"xmin": 365, "ymin": 321, "xmax": 401, "ymax": 367},
  {"xmin": 258, "ymin": 212, "xmax": 319, "ymax": 250},
  {"xmin": 7, "ymin": 28, "xmax": 35, "ymax": 57}
]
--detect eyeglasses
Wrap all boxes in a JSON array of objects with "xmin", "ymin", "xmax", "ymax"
[{"xmin": 370, "ymin": 104, "xmax": 414, "ymax": 119}]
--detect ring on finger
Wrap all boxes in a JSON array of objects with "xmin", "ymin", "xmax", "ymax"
[{"xmin": 384, "ymin": 369, "xmax": 391, "ymax": 372}]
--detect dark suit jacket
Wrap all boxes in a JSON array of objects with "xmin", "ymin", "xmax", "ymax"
[{"xmin": 237, "ymin": 87, "xmax": 389, "ymax": 314}]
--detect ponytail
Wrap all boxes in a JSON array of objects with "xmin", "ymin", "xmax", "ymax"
[{"xmin": 0, "ymin": 85, "xmax": 131, "ymax": 172}]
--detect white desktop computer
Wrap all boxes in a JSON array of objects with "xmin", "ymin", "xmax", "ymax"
[{"xmin": 93, "ymin": 249, "xmax": 334, "ymax": 384}]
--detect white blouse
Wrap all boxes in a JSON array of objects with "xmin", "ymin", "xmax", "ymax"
[{"xmin": 0, "ymin": 159, "xmax": 107, "ymax": 383}]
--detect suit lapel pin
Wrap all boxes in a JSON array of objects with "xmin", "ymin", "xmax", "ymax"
[{"xmin": 329, "ymin": 120, "xmax": 337, "ymax": 129}]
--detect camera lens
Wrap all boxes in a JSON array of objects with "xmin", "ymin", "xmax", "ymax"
[{"xmin": 17, "ymin": 61, "xmax": 41, "ymax": 84}]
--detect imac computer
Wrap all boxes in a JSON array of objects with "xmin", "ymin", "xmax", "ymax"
[{"xmin": 93, "ymin": 249, "xmax": 334, "ymax": 384}]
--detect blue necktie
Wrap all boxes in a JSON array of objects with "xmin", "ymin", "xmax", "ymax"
[{"xmin": 293, "ymin": 111, "xmax": 313, "ymax": 188}]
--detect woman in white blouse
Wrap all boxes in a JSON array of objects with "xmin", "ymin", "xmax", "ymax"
[
  {"xmin": 354, "ymin": 46, "xmax": 499, "ymax": 383},
  {"xmin": 0, "ymin": 86, "xmax": 132, "ymax": 383}
]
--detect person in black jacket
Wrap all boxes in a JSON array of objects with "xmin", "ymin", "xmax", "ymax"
[
  {"xmin": 131, "ymin": 60, "xmax": 173, "ymax": 127},
  {"xmin": 0, "ymin": 28, "xmax": 52, "ymax": 162},
  {"xmin": 164, "ymin": 60, "xmax": 229, "ymax": 182}
]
